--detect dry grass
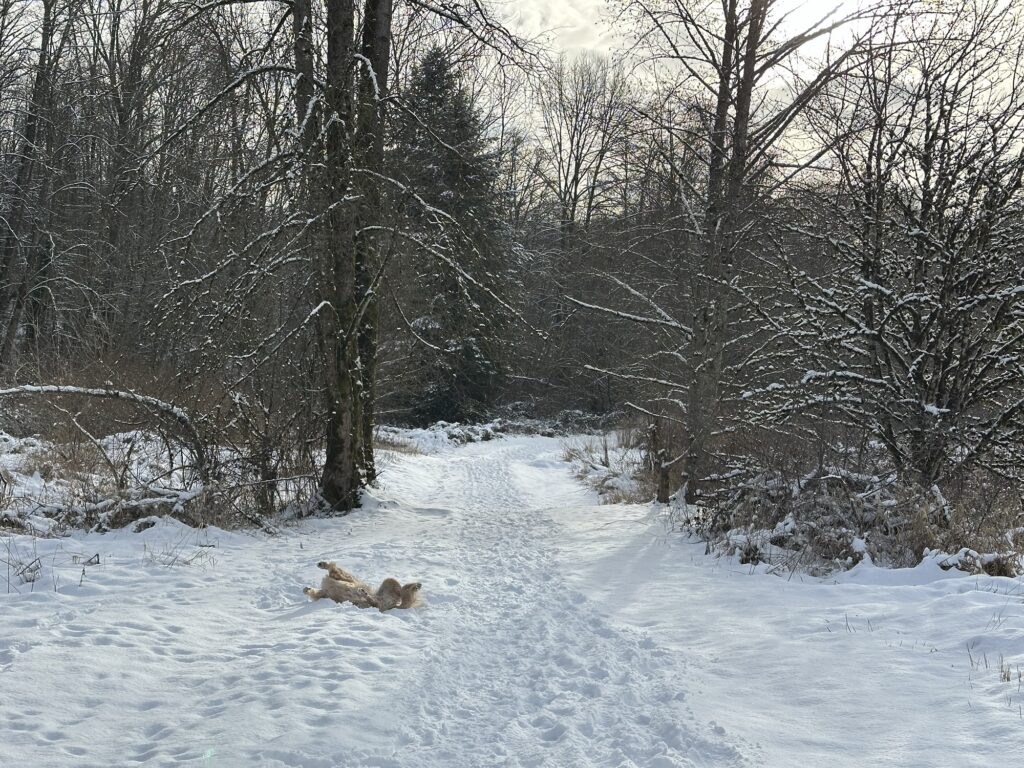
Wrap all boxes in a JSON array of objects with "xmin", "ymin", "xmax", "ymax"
[
  {"xmin": 141, "ymin": 527, "xmax": 217, "ymax": 569},
  {"xmin": 21, "ymin": 439, "xmax": 104, "ymax": 484},
  {"xmin": 374, "ymin": 433, "xmax": 424, "ymax": 455},
  {"xmin": 561, "ymin": 432, "xmax": 656, "ymax": 504},
  {"xmin": 0, "ymin": 466, "xmax": 13, "ymax": 510}
]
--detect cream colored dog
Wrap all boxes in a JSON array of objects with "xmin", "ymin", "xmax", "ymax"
[{"xmin": 304, "ymin": 561, "xmax": 422, "ymax": 611}]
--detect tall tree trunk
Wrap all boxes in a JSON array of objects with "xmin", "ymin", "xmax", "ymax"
[
  {"xmin": 680, "ymin": 0, "xmax": 738, "ymax": 500},
  {"xmin": 292, "ymin": 0, "xmax": 318, "ymax": 153},
  {"xmin": 319, "ymin": 0, "xmax": 363, "ymax": 510},
  {"xmin": 681, "ymin": 0, "xmax": 766, "ymax": 501},
  {"xmin": 353, "ymin": 0, "xmax": 393, "ymax": 484}
]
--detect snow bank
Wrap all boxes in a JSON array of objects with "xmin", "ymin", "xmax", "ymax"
[{"xmin": 375, "ymin": 420, "xmax": 504, "ymax": 453}]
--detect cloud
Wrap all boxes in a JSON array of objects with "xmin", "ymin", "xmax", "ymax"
[{"xmin": 504, "ymin": 0, "xmax": 612, "ymax": 52}]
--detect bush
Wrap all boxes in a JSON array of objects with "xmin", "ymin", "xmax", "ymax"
[{"xmin": 695, "ymin": 464, "xmax": 1023, "ymax": 575}]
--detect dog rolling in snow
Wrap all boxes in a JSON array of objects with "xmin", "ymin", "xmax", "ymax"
[{"xmin": 303, "ymin": 561, "xmax": 422, "ymax": 611}]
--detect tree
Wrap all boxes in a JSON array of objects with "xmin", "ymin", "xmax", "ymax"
[
  {"xmin": 774, "ymin": 0, "xmax": 1024, "ymax": 496},
  {"xmin": 387, "ymin": 46, "xmax": 510, "ymax": 424},
  {"xmin": 150, "ymin": 0, "xmax": 525, "ymax": 512},
  {"xmin": 568, "ymin": 0, "xmax": 874, "ymax": 500},
  {"xmin": 537, "ymin": 54, "xmax": 631, "ymax": 247},
  {"xmin": 0, "ymin": 0, "xmax": 59, "ymax": 367}
]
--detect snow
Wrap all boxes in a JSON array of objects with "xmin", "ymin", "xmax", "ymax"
[
  {"xmin": 375, "ymin": 421, "xmax": 504, "ymax": 452},
  {"xmin": 2, "ymin": 435, "xmax": 1023, "ymax": 766},
  {"xmin": 552, "ymin": 503, "xmax": 1024, "ymax": 765}
]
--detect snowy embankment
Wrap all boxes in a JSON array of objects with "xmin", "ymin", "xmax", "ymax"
[{"xmin": 1, "ymin": 435, "xmax": 1022, "ymax": 766}]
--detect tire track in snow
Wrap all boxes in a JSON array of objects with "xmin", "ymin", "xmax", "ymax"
[{"xmin": 380, "ymin": 442, "xmax": 747, "ymax": 767}]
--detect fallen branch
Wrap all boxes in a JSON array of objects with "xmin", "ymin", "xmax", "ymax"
[
  {"xmin": 25, "ymin": 486, "xmax": 206, "ymax": 528},
  {"xmin": 0, "ymin": 385, "xmax": 208, "ymax": 483}
]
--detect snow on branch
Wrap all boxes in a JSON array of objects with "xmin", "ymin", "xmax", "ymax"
[
  {"xmin": 567, "ymin": 297, "xmax": 691, "ymax": 335},
  {"xmin": 0, "ymin": 385, "xmax": 207, "ymax": 482}
]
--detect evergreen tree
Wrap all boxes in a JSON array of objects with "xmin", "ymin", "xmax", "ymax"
[{"xmin": 390, "ymin": 47, "xmax": 509, "ymax": 425}]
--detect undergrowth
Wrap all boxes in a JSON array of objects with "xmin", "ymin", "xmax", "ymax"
[{"xmin": 561, "ymin": 425, "xmax": 657, "ymax": 504}]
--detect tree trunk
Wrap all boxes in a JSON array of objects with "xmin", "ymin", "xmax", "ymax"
[
  {"xmin": 681, "ymin": 0, "xmax": 766, "ymax": 502},
  {"xmin": 319, "ymin": 0, "xmax": 363, "ymax": 511},
  {"xmin": 353, "ymin": 0, "xmax": 393, "ymax": 484},
  {"xmin": 292, "ymin": 0, "xmax": 318, "ymax": 153}
]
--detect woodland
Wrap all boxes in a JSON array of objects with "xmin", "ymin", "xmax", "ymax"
[{"xmin": 2, "ymin": 0, "xmax": 1024, "ymax": 569}]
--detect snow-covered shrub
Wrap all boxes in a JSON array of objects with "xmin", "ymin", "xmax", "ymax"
[
  {"xmin": 488, "ymin": 405, "xmax": 625, "ymax": 438},
  {"xmin": 926, "ymin": 547, "xmax": 1021, "ymax": 579},
  {"xmin": 0, "ymin": 385, "xmax": 218, "ymax": 532},
  {"xmin": 698, "ymin": 462, "xmax": 1022, "ymax": 576},
  {"xmin": 209, "ymin": 390, "xmax": 323, "ymax": 522},
  {"xmin": 551, "ymin": 409, "xmax": 624, "ymax": 435},
  {"xmin": 701, "ymin": 468, "xmax": 887, "ymax": 572},
  {"xmin": 375, "ymin": 421, "xmax": 505, "ymax": 453},
  {"xmin": 562, "ymin": 429, "xmax": 655, "ymax": 504},
  {"xmin": 373, "ymin": 430, "xmax": 425, "ymax": 455}
]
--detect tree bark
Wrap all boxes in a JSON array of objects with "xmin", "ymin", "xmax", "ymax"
[
  {"xmin": 353, "ymin": 0, "xmax": 394, "ymax": 484},
  {"xmin": 681, "ymin": 0, "xmax": 767, "ymax": 502},
  {"xmin": 319, "ymin": 0, "xmax": 363, "ymax": 511},
  {"xmin": 292, "ymin": 0, "xmax": 319, "ymax": 154}
]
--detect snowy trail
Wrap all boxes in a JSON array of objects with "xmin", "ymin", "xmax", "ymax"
[
  {"xmin": 1, "ymin": 437, "xmax": 744, "ymax": 767},
  {"xmin": 380, "ymin": 443, "xmax": 744, "ymax": 766},
  {"xmin": 548, "ymin": 499, "xmax": 1024, "ymax": 766},
  {"xmin": 2, "ymin": 435, "xmax": 1022, "ymax": 766}
]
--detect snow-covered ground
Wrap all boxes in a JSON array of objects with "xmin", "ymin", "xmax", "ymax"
[{"xmin": 1, "ymin": 435, "xmax": 1022, "ymax": 766}]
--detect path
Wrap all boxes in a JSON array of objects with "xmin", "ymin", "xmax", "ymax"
[{"xmin": 0, "ymin": 436, "xmax": 746, "ymax": 767}]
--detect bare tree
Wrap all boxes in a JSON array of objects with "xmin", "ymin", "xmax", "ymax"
[
  {"xmin": 772, "ymin": 0, "xmax": 1024, "ymax": 497},
  {"xmin": 536, "ymin": 54, "xmax": 632, "ymax": 246},
  {"xmin": 0, "ymin": 0, "xmax": 61, "ymax": 367},
  {"xmin": 569, "ymin": 0, "xmax": 875, "ymax": 500}
]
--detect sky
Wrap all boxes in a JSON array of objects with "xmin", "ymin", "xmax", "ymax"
[
  {"xmin": 507, "ymin": 0, "xmax": 864, "ymax": 53},
  {"xmin": 505, "ymin": 0, "xmax": 619, "ymax": 52}
]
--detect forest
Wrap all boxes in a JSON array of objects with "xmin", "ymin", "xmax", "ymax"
[{"xmin": 2, "ymin": 0, "xmax": 1024, "ymax": 572}]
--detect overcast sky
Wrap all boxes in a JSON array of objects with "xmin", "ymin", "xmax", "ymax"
[
  {"xmin": 507, "ymin": 1, "xmax": 863, "ymax": 53},
  {"xmin": 505, "ymin": 0, "xmax": 615, "ymax": 52}
]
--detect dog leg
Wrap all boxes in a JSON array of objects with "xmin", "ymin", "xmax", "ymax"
[{"xmin": 318, "ymin": 561, "xmax": 358, "ymax": 583}]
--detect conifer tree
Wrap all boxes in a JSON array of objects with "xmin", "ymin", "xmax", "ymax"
[{"xmin": 391, "ymin": 47, "xmax": 509, "ymax": 424}]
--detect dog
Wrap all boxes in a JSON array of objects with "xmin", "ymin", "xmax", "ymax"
[{"xmin": 304, "ymin": 561, "xmax": 422, "ymax": 611}]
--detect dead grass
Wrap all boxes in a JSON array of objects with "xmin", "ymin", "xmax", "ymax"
[
  {"xmin": 0, "ymin": 466, "xmax": 13, "ymax": 509},
  {"xmin": 142, "ymin": 540, "xmax": 217, "ymax": 569},
  {"xmin": 561, "ymin": 432, "xmax": 656, "ymax": 504},
  {"xmin": 374, "ymin": 433, "xmax": 424, "ymax": 455},
  {"xmin": 21, "ymin": 439, "xmax": 104, "ymax": 484}
]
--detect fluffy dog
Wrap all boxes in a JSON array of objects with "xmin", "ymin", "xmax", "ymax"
[
  {"xmin": 304, "ymin": 561, "xmax": 422, "ymax": 611},
  {"xmin": 376, "ymin": 577, "xmax": 423, "ymax": 610}
]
